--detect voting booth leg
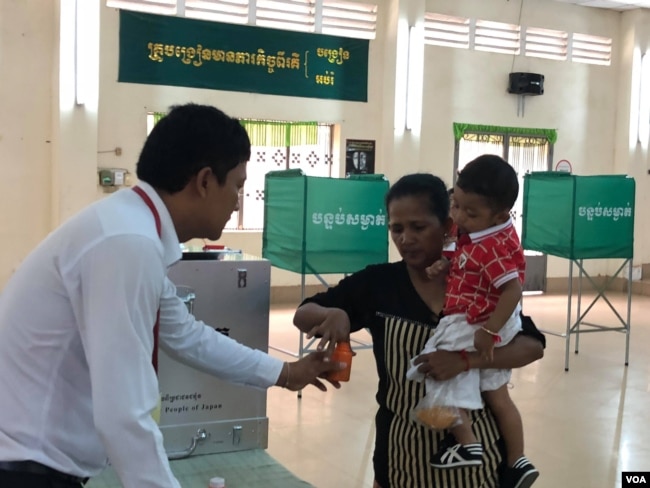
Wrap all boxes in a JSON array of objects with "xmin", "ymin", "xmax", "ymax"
[
  {"xmin": 564, "ymin": 258, "xmax": 632, "ymax": 372},
  {"xmin": 625, "ymin": 263, "xmax": 632, "ymax": 366},
  {"xmin": 565, "ymin": 261, "xmax": 573, "ymax": 371}
]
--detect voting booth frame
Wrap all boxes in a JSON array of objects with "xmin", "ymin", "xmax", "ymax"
[
  {"xmin": 262, "ymin": 170, "xmax": 389, "ymax": 373},
  {"xmin": 522, "ymin": 172, "xmax": 635, "ymax": 371}
]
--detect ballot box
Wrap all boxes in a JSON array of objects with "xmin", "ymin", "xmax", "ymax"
[{"xmin": 159, "ymin": 251, "xmax": 271, "ymax": 457}]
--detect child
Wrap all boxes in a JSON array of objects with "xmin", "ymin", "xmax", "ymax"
[{"xmin": 406, "ymin": 154, "xmax": 538, "ymax": 488}]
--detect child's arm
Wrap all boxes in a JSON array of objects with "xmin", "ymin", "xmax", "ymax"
[
  {"xmin": 425, "ymin": 257, "xmax": 450, "ymax": 279},
  {"xmin": 474, "ymin": 278, "xmax": 522, "ymax": 361}
]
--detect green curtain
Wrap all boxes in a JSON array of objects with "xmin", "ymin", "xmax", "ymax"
[
  {"xmin": 453, "ymin": 123, "xmax": 557, "ymax": 144},
  {"xmin": 152, "ymin": 114, "xmax": 318, "ymax": 146},
  {"xmin": 240, "ymin": 119, "xmax": 319, "ymax": 147},
  {"xmin": 153, "ymin": 112, "xmax": 166, "ymax": 125}
]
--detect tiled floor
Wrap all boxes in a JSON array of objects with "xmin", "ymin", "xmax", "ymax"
[{"xmin": 264, "ymin": 291, "xmax": 649, "ymax": 488}]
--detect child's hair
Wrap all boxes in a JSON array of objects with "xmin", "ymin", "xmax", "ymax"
[{"xmin": 456, "ymin": 154, "xmax": 518, "ymax": 212}]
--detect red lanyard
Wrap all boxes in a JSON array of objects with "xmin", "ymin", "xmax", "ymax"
[{"xmin": 132, "ymin": 186, "xmax": 161, "ymax": 373}]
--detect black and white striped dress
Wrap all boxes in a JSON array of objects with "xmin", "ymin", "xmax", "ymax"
[{"xmin": 303, "ymin": 261, "xmax": 506, "ymax": 488}]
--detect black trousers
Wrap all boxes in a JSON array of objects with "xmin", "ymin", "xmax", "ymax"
[{"xmin": 0, "ymin": 470, "xmax": 85, "ymax": 488}]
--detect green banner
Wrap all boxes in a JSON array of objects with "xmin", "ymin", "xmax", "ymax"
[
  {"xmin": 263, "ymin": 171, "xmax": 389, "ymax": 274},
  {"xmin": 118, "ymin": 10, "xmax": 369, "ymax": 102},
  {"xmin": 522, "ymin": 172, "xmax": 635, "ymax": 259}
]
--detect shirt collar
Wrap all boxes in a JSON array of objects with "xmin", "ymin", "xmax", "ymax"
[
  {"xmin": 468, "ymin": 217, "xmax": 513, "ymax": 243},
  {"xmin": 136, "ymin": 181, "xmax": 183, "ymax": 267}
]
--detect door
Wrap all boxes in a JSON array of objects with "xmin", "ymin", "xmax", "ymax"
[{"xmin": 454, "ymin": 132, "xmax": 552, "ymax": 292}]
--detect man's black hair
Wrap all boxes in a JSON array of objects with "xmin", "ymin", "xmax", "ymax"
[
  {"xmin": 456, "ymin": 154, "xmax": 518, "ymax": 211},
  {"xmin": 136, "ymin": 103, "xmax": 251, "ymax": 193},
  {"xmin": 385, "ymin": 173, "xmax": 449, "ymax": 224}
]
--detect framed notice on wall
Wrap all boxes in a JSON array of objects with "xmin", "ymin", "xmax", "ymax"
[{"xmin": 345, "ymin": 139, "xmax": 375, "ymax": 175}]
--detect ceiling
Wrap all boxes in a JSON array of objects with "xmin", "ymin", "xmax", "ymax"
[{"xmin": 554, "ymin": 0, "xmax": 650, "ymax": 10}]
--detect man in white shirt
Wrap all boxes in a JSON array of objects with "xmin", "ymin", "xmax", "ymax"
[{"xmin": 0, "ymin": 103, "xmax": 343, "ymax": 488}]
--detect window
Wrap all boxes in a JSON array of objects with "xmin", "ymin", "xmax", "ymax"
[
  {"xmin": 146, "ymin": 114, "xmax": 335, "ymax": 231},
  {"xmin": 322, "ymin": 0, "xmax": 378, "ymax": 40},
  {"xmin": 184, "ymin": 0, "xmax": 249, "ymax": 24},
  {"xmin": 424, "ymin": 10, "xmax": 611, "ymax": 67},
  {"xmin": 256, "ymin": 0, "xmax": 315, "ymax": 33},
  {"xmin": 424, "ymin": 13, "xmax": 470, "ymax": 49},
  {"xmin": 474, "ymin": 19, "xmax": 520, "ymax": 55},
  {"xmin": 107, "ymin": 0, "xmax": 378, "ymax": 39},
  {"xmin": 455, "ymin": 133, "xmax": 552, "ymax": 240},
  {"xmin": 571, "ymin": 33, "xmax": 611, "ymax": 66},
  {"xmin": 525, "ymin": 27, "xmax": 568, "ymax": 61},
  {"xmin": 454, "ymin": 128, "xmax": 554, "ymax": 292},
  {"xmin": 228, "ymin": 121, "xmax": 334, "ymax": 230},
  {"xmin": 107, "ymin": 0, "xmax": 177, "ymax": 14}
]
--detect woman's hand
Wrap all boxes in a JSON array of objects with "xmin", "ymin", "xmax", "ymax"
[
  {"xmin": 474, "ymin": 328, "xmax": 495, "ymax": 362},
  {"xmin": 280, "ymin": 352, "xmax": 346, "ymax": 392},
  {"xmin": 412, "ymin": 350, "xmax": 467, "ymax": 381},
  {"xmin": 303, "ymin": 308, "xmax": 351, "ymax": 356}
]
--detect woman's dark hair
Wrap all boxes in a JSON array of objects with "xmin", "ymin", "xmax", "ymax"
[
  {"xmin": 136, "ymin": 103, "xmax": 251, "ymax": 193},
  {"xmin": 385, "ymin": 173, "xmax": 449, "ymax": 224},
  {"xmin": 456, "ymin": 154, "xmax": 518, "ymax": 211}
]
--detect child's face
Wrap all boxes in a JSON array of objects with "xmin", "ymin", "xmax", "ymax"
[{"xmin": 452, "ymin": 186, "xmax": 509, "ymax": 235}]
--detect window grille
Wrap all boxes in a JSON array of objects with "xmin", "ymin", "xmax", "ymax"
[
  {"xmin": 256, "ymin": 0, "xmax": 315, "ymax": 32},
  {"xmin": 423, "ymin": 10, "xmax": 612, "ymax": 68},
  {"xmin": 107, "ymin": 0, "xmax": 177, "ymax": 14},
  {"xmin": 423, "ymin": 13, "xmax": 470, "ymax": 49},
  {"xmin": 146, "ymin": 113, "xmax": 334, "ymax": 231},
  {"xmin": 525, "ymin": 27, "xmax": 568, "ymax": 61},
  {"xmin": 571, "ymin": 33, "xmax": 611, "ymax": 66},
  {"xmin": 474, "ymin": 19, "xmax": 520, "ymax": 55},
  {"xmin": 322, "ymin": 0, "xmax": 377, "ymax": 40},
  {"xmin": 227, "ymin": 122, "xmax": 333, "ymax": 230},
  {"xmin": 107, "ymin": 0, "xmax": 376, "ymax": 38},
  {"xmin": 185, "ymin": 0, "xmax": 249, "ymax": 24}
]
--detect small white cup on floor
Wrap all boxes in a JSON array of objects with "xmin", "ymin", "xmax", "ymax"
[{"xmin": 209, "ymin": 476, "xmax": 225, "ymax": 488}]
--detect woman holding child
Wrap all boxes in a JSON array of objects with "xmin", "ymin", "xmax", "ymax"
[{"xmin": 293, "ymin": 168, "xmax": 545, "ymax": 487}]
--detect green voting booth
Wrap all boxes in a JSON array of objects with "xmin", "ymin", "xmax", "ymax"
[
  {"xmin": 262, "ymin": 170, "xmax": 389, "ymax": 359},
  {"xmin": 522, "ymin": 172, "xmax": 635, "ymax": 370}
]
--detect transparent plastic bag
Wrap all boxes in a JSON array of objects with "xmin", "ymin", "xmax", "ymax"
[{"xmin": 410, "ymin": 382, "xmax": 462, "ymax": 431}]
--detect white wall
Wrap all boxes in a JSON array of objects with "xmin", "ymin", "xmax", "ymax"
[
  {"xmin": 614, "ymin": 9, "xmax": 650, "ymax": 273},
  {"xmin": 0, "ymin": 0, "xmax": 55, "ymax": 286},
  {"xmin": 0, "ymin": 0, "xmax": 646, "ymax": 290}
]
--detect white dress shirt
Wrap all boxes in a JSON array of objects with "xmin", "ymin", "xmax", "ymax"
[{"xmin": 0, "ymin": 182, "xmax": 284, "ymax": 487}]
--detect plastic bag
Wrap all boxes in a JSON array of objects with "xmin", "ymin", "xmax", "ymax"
[{"xmin": 410, "ymin": 381, "xmax": 462, "ymax": 431}]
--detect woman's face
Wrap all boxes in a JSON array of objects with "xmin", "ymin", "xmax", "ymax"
[{"xmin": 388, "ymin": 195, "xmax": 450, "ymax": 270}]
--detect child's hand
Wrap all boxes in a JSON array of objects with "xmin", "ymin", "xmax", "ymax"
[
  {"xmin": 425, "ymin": 258, "xmax": 450, "ymax": 279},
  {"xmin": 474, "ymin": 329, "xmax": 495, "ymax": 362}
]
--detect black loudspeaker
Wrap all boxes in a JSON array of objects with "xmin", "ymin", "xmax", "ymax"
[{"xmin": 508, "ymin": 72, "xmax": 544, "ymax": 95}]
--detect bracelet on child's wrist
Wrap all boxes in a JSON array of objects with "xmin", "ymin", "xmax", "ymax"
[
  {"xmin": 480, "ymin": 326, "xmax": 502, "ymax": 344},
  {"xmin": 459, "ymin": 350, "xmax": 470, "ymax": 371}
]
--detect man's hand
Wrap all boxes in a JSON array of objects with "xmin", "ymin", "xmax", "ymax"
[{"xmin": 281, "ymin": 352, "xmax": 347, "ymax": 392}]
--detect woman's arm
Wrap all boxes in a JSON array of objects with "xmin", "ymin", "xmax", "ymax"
[{"xmin": 413, "ymin": 334, "xmax": 544, "ymax": 381}]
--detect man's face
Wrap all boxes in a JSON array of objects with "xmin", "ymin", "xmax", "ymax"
[{"xmin": 205, "ymin": 162, "xmax": 246, "ymax": 240}]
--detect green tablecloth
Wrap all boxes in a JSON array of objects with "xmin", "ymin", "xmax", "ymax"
[{"xmin": 86, "ymin": 450, "xmax": 313, "ymax": 488}]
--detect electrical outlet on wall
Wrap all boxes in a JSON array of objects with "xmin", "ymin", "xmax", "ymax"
[{"xmin": 98, "ymin": 168, "xmax": 130, "ymax": 188}]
